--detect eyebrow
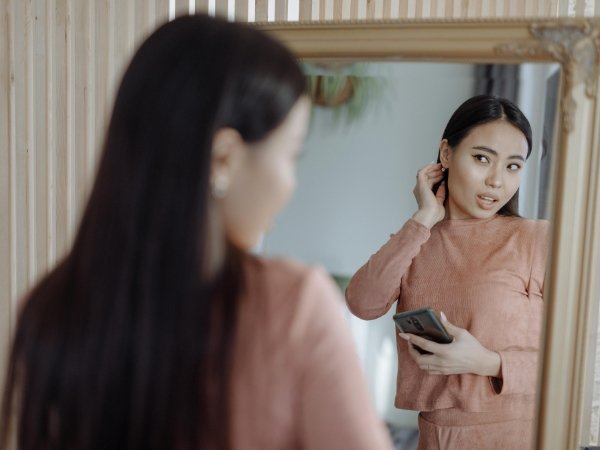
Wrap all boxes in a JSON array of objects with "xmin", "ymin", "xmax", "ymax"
[{"xmin": 472, "ymin": 145, "xmax": 526, "ymax": 162}]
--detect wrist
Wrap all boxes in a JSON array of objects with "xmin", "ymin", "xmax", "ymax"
[
  {"xmin": 411, "ymin": 210, "xmax": 437, "ymax": 229},
  {"xmin": 480, "ymin": 350, "xmax": 502, "ymax": 378}
]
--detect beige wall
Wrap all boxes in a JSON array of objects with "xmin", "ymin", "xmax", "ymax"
[{"xmin": 0, "ymin": 0, "xmax": 595, "ymax": 426}]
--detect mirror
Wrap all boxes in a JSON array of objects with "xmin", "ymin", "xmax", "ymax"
[
  {"xmin": 259, "ymin": 19, "xmax": 600, "ymax": 450},
  {"xmin": 258, "ymin": 60, "xmax": 559, "ymax": 449}
]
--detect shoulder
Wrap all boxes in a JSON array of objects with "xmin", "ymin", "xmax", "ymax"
[
  {"xmin": 244, "ymin": 254, "xmax": 328, "ymax": 289},
  {"xmin": 243, "ymin": 254, "xmax": 343, "ymax": 308},
  {"xmin": 497, "ymin": 216, "xmax": 550, "ymax": 238},
  {"xmin": 500, "ymin": 217, "xmax": 550, "ymax": 268},
  {"xmin": 243, "ymin": 255, "xmax": 346, "ymax": 343}
]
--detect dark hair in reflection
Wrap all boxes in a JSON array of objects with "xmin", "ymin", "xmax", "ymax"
[
  {"xmin": 1, "ymin": 14, "xmax": 305, "ymax": 450},
  {"xmin": 435, "ymin": 94, "xmax": 533, "ymax": 217}
]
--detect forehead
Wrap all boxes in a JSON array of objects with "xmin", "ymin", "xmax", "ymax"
[{"xmin": 460, "ymin": 120, "xmax": 529, "ymax": 157}]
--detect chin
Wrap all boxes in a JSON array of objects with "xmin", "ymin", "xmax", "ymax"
[
  {"xmin": 479, "ymin": 210, "xmax": 499, "ymax": 219},
  {"xmin": 467, "ymin": 207, "xmax": 497, "ymax": 219}
]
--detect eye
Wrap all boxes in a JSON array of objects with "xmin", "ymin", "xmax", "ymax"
[
  {"xmin": 507, "ymin": 163, "xmax": 522, "ymax": 172},
  {"xmin": 473, "ymin": 154, "xmax": 489, "ymax": 164}
]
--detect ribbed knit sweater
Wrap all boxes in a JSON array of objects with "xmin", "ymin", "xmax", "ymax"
[
  {"xmin": 346, "ymin": 215, "xmax": 549, "ymax": 414},
  {"xmin": 231, "ymin": 256, "xmax": 394, "ymax": 450}
]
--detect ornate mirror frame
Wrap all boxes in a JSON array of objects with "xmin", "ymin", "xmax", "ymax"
[{"xmin": 259, "ymin": 18, "xmax": 600, "ymax": 450}]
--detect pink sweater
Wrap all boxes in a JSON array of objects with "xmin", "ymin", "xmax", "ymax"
[
  {"xmin": 231, "ymin": 256, "xmax": 394, "ymax": 450},
  {"xmin": 346, "ymin": 215, "xmax": 549, "ymax": 414}
]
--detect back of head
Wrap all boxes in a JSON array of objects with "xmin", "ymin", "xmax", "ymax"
[
  {"xmin": 1, "ymin": 14, "xmax": 304, "ymax": 450},
  {"xmin": 438, "ymin": 94, "xmax": 532, "ymax": 216}
]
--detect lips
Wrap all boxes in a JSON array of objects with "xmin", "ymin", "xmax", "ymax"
[{"xmin": 476, "ymin": 193, "xmax": 499, "ymax": 210}]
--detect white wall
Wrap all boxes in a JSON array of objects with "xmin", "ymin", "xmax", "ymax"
[{"xmin": 261, "ymin": 62, "xmax": 476, "ymax": 426}]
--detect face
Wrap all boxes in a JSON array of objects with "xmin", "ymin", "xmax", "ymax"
[
  {"xmin": 212, "ymin": 97, "xmax": 311, "ymax": 250},
  {"xmin": 440, "ymin": 120, "xmax": 529, "ymax": 220}
]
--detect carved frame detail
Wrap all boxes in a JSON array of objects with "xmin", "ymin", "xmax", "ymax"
[{"xmin": 497, "ymin": 19, "xmax": 600, "ymax": 132}]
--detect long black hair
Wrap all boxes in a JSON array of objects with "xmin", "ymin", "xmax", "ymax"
[
  {"xmin": 436, "ymin": 94, "xmax": 533, "ymax": 217},
  {"xmin": 1, "ymin": 14, "xmax": 305, "ymax": 450}
]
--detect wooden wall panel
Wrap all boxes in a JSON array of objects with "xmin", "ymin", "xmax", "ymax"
[
  {"xmin": 300, "ymin": 0, "xmax": 312, "ymax": 20},
  {"xmin": 276, "ymin": 0, "xmax": 288, "ymax": 20},
  {"xmin": 156, "ymin": 0, "xmax": 171, "ymax": 25},
  {"xmin": 215, "ymin": 0, "xmax": 229, "ymax": 18},
  {"xmin": 52, "ymin": 0, "xmax": 71, "ymax": 270},
  {"xmin": 0, "ymin": 0, "xmax": 13, "ymax": 399},
  {"xmin": 256, "ymin": 0, "xmax": 268, "ymax": 21},
  {"xmin": 195, "ymin": 0, "xmax": 209, "ymax": 14},
  {"xmin": 235, "ymin": 0, "xmax": 249, "ymax": 21},
  {"xmin": 175, "ymin": 0, "xmax": 189, "ymax": 16},
  {"xmin": 33, "ymin": 0, "xmax": 49, "ymax": 281}
]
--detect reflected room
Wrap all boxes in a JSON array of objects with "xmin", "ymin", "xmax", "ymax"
[{"xmin": 258, "ymin": 61, "xmax": 559, "ymax": 449}]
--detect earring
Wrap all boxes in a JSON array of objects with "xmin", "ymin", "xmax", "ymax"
[
  {"xmin": 211, "ymin": 175, "xmax": 229, "ymax": 198},
  {"xmin": 441, "ymin": 167, "xmax": 447, "ymax": 172}
]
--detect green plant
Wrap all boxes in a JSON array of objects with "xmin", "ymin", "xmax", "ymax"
[{"xmin": 304, "ymin": 63, "xmax": 386, "ymax": 125}]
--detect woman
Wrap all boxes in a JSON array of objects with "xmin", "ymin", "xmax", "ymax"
[
  {"xmin": 346, "ymin": 95, "xmax": 549, "ymax": 450},
  {"xmin": 1, "ymin": 15, "xmax": 393, "ymax": 450}
]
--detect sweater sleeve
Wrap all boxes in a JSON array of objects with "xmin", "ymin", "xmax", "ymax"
[
  {"xmin": 345, "ymin": 219, "xmax": 431, "ymax": 320},
  {"xmin": 294, "ymin": 267, "xmax": 394, "ymax": 450},
  {"xmin": 491, "ymin": 220, "xmax": 550, "ymax": 396}
]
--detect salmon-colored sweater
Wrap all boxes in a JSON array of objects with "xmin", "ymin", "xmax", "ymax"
[
  {"xmin": 346, "ymin": 215, "xmax": 549, "ymax": 414},
  {"xmin": 231, "ymin": 256, "xmax": 394, "ymax": 450}
]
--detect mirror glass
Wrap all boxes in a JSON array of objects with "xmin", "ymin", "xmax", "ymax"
[{"xmin": 257, "ymin": 60, "xmax": 560, "ymax": 449}]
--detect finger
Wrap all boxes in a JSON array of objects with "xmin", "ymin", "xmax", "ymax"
[
  {"xmin": 423, "ymin": 167, "xmax": 443, "ymax": 180},
  {"xmin": 418, "ymin": 170, "xmax": 443, "ymax": 188},
  {"xmin": 426, "ymin": 173, "xmax": 444, "ymax": 183},
  {"xmin": 417, "ymin": 164, "xmax": 443, "ymax": 179},
  {"xmin": 440, "ymin": 311, "xmax": 461, "ymax": 336},
  {"xmin": 416, "ymin": 358, "xmax": 440, "ymax": 372},
  {"xmin": 406, "ymin": 340, "xmax": 421, "ymax": 360},
  {"xmin": 435, "ymin": 181, "xmax": 447, "ymax": 201},
  {"xmin": 405, "ymin": 334, "xmax": 445, "ymax": 354},
  {"xmin": 423, "ymin": 162, "xmax": 442, "ymax": 170}
]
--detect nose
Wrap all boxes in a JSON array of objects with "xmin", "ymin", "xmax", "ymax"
[{"xmin": 485, "ymin": 165, "xmax": 503, "ymax": 189}]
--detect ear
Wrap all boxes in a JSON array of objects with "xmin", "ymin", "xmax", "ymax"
[
  {"xmin": 211, "ymin": 128, "xmax": 245, "ymax": 182},
  {"xmin": 439, "ymin": 139, "xmax": 452, "ymax": 169}
]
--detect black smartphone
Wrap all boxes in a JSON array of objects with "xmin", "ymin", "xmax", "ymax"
[{"xmin": 393, "ymin": 307, "xmax": 453, "ymax": 354}]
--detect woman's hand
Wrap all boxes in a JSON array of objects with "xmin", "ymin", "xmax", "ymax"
[
  {"xmin": 411, "ymin": 162, "xmax": 446, "ymax": 229},
  {"xmin": 399, "ymin": 312, "xmax": 502, "ymax": 377}
]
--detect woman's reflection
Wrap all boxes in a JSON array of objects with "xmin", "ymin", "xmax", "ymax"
[{"xmin": 346, "ymin": 95, "xmax": 549, "ymax": 450}]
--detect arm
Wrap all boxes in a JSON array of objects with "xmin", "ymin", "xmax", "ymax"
[
  {"xmin": 345, "ymin": 219, "xmax": 430, "ymax": 319},
  {"xmin": 345, "ymin": 162, "xmax": 446, "ymax": 320},
  {"xmin": 489, "ymin": 220, "xmax": 550, "ymax": 395},
  {"xmin": 296, "ymin": 268, "xmax": 394, "ymax": 450}
]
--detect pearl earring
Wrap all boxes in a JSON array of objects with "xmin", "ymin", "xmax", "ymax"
[{"xmin": 212, "ymin": 175, "xmax": 229, "ymax": 198}]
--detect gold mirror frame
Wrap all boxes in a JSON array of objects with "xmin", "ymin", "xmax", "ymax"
[{"xmin": 259, "ymin": 18, "xmax": 600, "ymax": 450}]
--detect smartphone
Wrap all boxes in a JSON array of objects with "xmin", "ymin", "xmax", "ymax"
[{"xmin": 393, "ymin": 307, "xmax": 453, "ymax": 354}]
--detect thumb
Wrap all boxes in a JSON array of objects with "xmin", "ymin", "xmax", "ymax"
[
  {"xmin": 436, "ymin": 181, "xmax": 446, "ymax": 203},
  {"xmin": 440, "ymin": 311, "xmax": 461, "ymax": 334}
]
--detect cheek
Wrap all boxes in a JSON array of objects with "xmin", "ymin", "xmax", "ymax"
[
  {"xmin": 505, "ymin": 173, "xmax": 523, "ymax": 196},
  {"xmin": 247, "ymin": 158, "xmax": 295, "ymax": 213},
  {"xmin": 448, "ymin": 163, "xmax": 479, "ymax": 195},
  {"xmin": 222, "ymin": 158, "xmax": 295, "ymax": 249},
  {"xmin": 263, "ymin": 159, "xmax": 296, "ymax": 210}
]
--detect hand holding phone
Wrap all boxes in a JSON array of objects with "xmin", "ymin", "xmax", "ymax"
[{"xmin": 393, "ymin": 307, "xmax": 453, "ymax": 354}]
